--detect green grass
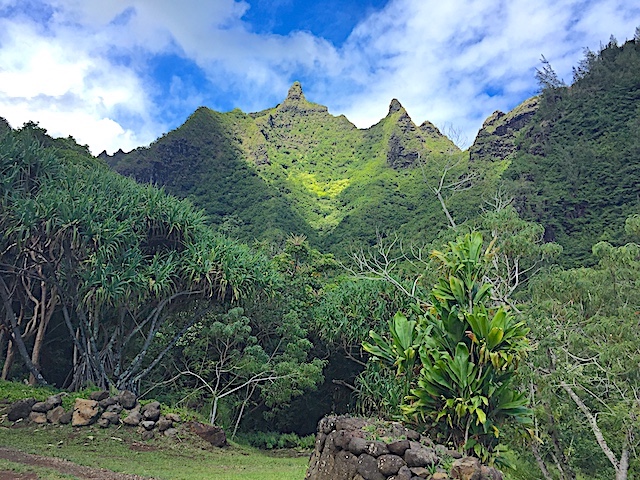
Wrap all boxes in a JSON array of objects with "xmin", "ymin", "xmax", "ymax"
[
  {"xmin": 0, "ymin": 458, "xmax": 76, "ymax": 479},
  {"xmin": 0, "ymin": 422, "xmax": 308, "ymax": 480}
]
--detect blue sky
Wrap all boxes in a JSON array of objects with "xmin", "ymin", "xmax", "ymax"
[{"xmin": 0, "ymin": 0, "xmax": 638, "ymax": 154}]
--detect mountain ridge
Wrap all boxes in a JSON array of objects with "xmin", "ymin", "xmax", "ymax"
[
  {"xmin": 103, "ymin": 81, "xmax": 475, "ymax": 250},
  {"xmin": 103, "ymin": 37, "xmax": 640, "ymax": 263}
]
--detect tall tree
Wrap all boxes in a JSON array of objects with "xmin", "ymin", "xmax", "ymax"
[
  {"xmin": 527, "ymin": 229, "xmax": 640, "ymax": 479},
  {"xmin": 0, "ymin": 125, "xmax": 277, "ymax": 391}
]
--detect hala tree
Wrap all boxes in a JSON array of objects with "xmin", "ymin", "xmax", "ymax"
[
  {"xmin": 0, "ymin": 125, "xmax": 277, "ymax": 391},
  {"xmin": 363, "ymin": 233, "xmax": 532, "ymax": 463}
]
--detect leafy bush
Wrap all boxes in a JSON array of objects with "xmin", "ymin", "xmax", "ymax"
[
  {"xmin": 364, "ymin": 233, "xmax": 532, "ymax": 465},
  {"xmin": 236, "ymin": 431, "xmax": 315, "ymax": 450}
]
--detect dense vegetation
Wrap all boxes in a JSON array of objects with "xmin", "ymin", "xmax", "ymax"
[
  {"xmin": 105, "ymin": 83, "xmax": 493, "ymax": 256},
  {"xmin": 0, "ymin": 124, "xmax": 323, "ymax": 432},
  {"xmin": 2, "ymin": 31, "xmax": 640, "ymax": 480},
  {"xmin": 505, "ymin": 36, "xmax": 640, "ymax": 266}
]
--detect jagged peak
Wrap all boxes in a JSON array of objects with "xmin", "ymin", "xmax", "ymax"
[
  {"xmin": 285, "ymin": 81, "xmax": 306, "ymax": 102},
  {"xmin": 274, "ymin": 81, "xmax": 328, "ymax": 115},
  {"xmin": 388, "ymin": 98, "xmax": 403, "ymax": 114},
  {"xmin": 419, "ymin": 120, "xmax": 443, "ymax": 138}
]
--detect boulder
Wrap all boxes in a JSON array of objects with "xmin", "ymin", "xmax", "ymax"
[
  {"xmin": 8, "ymin": 398, "xmax": 37, "ymax": 421},
  {"xmin": 432, "ymin": 473, "xmax": 451, "ymax": 480},
  {"xmin": 366, "ymin": 441, "xmax": 389, "ymax": 457},
  {"xmin": 97, "ymin": 417, "xmax": 110, "ymax": 428},
  {"xmin": 190, "ymin": 421, "xmax": 227, "ymax": 447},
  {"xmin": 388, "ymin": 439, "xmax": 410, "ymax": 456},
  {"xmin": 99, "ymin": 397, "xmax": 119, "ymax": 409},
  {"xmin": 333, "ymin": 451, "xmax": 358, "ymax": 479},
  {"xmin": 72, "ymin": 398, "xmax": 100, "ymax": 427},
  {"xmin": 118, "ymin": 390, "xmax": 137, "ymax": 409},
  {"xmin": 45, "ymin": 394, "xmax": 62, "ymax": 408},
  {"xmin": 156, "ymin": 417, "xmax": 173, "ymax": 432},
  {"xmin": 377, "ymin": 454, "xmax": 406, "ymax": 476},
  {"xmin": 318, "ymin": 416, "xmax": 336, "ymax": 434},
  {"xmin": 348, "ymin": 437, "xmax": 368, "ymax": 455},
  {"xmin": 409, "ymin": 466, "xmax": 430, "ymax": 478},
  {"xmin": 393, "ymin": 465, "xmax": 413, "ymax": 480},
  {"xmin": 59, "ymin": 410, "xmax": 73, "ymax": 424},
  {"xmin": 123, "ymin": 411, "xmax": 143, "ymax": 426},
  {"xmin": 141, "ymin": 429, "xmax": 155, "ymax": 441},
  {"xmin": 451, "ymin": 457, "xmax": 481, "ymax": 480},
  {"xmin": 31, "ymin": 401, "xmax": 51, "ymax": 413},
  {"xmin": 106, "ymin": 403, "xmax": 123, "ymax": 414},
  {"xmin": 333, "ymin": 430, "xmax": 354, "ymax": 450},
  {"xmin": 165, "ymin": 413, "xmax": 181, "ymax": 423},
  {"xmin": 29, "ymin": 411, "xmax": 47, "ymax": 424},
  {"xmin": 141, "ymin": 401, "xmax": 161, "ymax": 421},
  {"xmin": 89, "ymin": 390, "xmax": 109, "ymax": 401},
  {"xmin": 46, "ymin": 406, "xmax": 67, "ymax": 424},
  {"xmin": 141, "ymin": 420, "xmax": 156, "ymax": 431},
  {"xmin": 164, "ymin": 427, "xmax": 179, "ymax": 438},
  {"xmin": 404, "ymin": 446, "xmax": 438, "ymax": 468},
  {"xmin": 100, "ymin": 411, "xmax": 120, "ymax": 425},
  {"xmin": 356, "ymin": 454, "xmax": 385, "ymax": 480}
]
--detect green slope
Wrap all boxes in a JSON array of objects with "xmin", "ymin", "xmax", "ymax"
[
  {"xmin": 502, "ymin": 37, "xmax": 640, "ymax": 265},
  {"xmin": 106, "ymin": 82, "xmax": 484, "ymax": 253},
  {"xmin": 106, "ymin": 106, "xmax": 315, "ymax": 244}
]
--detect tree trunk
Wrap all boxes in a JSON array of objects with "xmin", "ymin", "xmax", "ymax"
[
  {"xmin": 560, "ymin": 380, "xmax": 621, "ymax": 476},
  {"xmin": 1, "ymin": 340, "xmax": 15, "ymax": 380},
  {"xmin": 0, "ymin": 277, "xmax": 47, "ymax": 385},
  {"xmin": 531, "ymin": 441, "xmax": 554, "ymax": 480},
  {"xmin": 615, "ymin": 431, "xmax": 630, "ymax": 480},
  {"xmin": 29, "ymin": 290, "xmax": 56, "ymax": 385}
]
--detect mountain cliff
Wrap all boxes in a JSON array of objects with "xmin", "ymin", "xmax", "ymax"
[{"xmin": 503, "ymin": 38, "xmax": 640, "ymax": 265}]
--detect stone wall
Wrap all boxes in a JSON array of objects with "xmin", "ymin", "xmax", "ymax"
[
  {"xmin": 305, "ymin": 415, "xmax": 502, "ymax": 480},
  {"xmin": 3, "ymin": 390, "xmax": 226, "ymax": 447}
]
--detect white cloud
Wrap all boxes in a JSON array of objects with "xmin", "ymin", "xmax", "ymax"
[
  {"xmin": 0, "ymin": 0, "xmax": 638, "ymax": 153},
  {"xmin": 328, "ymin": 0, "xmax": 640, "ymax": 146},
  {"xmin": 0, "ymin": 14, "xmax": 159, "ymax": 153}
]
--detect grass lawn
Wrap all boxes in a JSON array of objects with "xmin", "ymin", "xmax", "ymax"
[{"xmin": 0, "ymin": 421, "xmax": 309, "ymax": 480}]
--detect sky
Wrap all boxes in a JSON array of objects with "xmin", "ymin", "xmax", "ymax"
[{"xmin": 0, "ymin": 1, "xmax": 638, "ymax": 154}]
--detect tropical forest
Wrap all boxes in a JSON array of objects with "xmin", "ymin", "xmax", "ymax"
[{"xmin": 1, "ymin": 34, "xmax": 640, "ymax": 480}]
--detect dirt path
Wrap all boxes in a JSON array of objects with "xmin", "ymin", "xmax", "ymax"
[{"xmin": 0, "ymin": 447, "xmax": 152, "ymax": 480}]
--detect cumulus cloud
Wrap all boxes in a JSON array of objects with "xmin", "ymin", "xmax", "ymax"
[
  {"xmin": 332, "ymin": 0, "xmax": 640, "ymax": 146},
  {"xmin": 0, "ymin": 12, "xmax": 158, "ymax": 153},
  {"xmin": 0, "ymin": 0, "xmax": 638, "ymax": 153}
]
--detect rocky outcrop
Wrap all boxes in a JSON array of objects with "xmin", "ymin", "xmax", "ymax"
[
  {"xmin": 276, "ymin": 82, "xmax": 329, "ymax": 116},
  {"xmin": 384, "ymin": 99, "xmax": 422, "ymax": 169},
  {"xmin": 469, "ymin": 97, "xmax": 539, "ymax": 163},
  {"xmin": 382, "ymin": 99, "xmax": 460, "ymax": 169},
  {"xmin": 306, "ymin": 415, "xmax": 502, "ymax": 480}
]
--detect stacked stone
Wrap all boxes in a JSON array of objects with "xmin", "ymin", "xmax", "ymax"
[
  {"xmin": 7, "ymin": 395, "xmax": 71, "ymax": 425},
  {"xmin": 305, "ymin": 415, "xmax": 503, "ymax": 480},
  {"xmin": 5, "ymin": 390, "xmax": 181, "ymax": 439}
]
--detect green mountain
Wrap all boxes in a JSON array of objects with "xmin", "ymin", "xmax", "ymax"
[
  {"xmin": 500, "ymin": 38, "xmax": 640, "ymax": 266},
  {"xmin": 105, "ymin": 83, "xmax": 487, "ymax": 253},
  {"xmin": 106, "ymin": 37, "xmax": 640, "ymax": 263}
]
